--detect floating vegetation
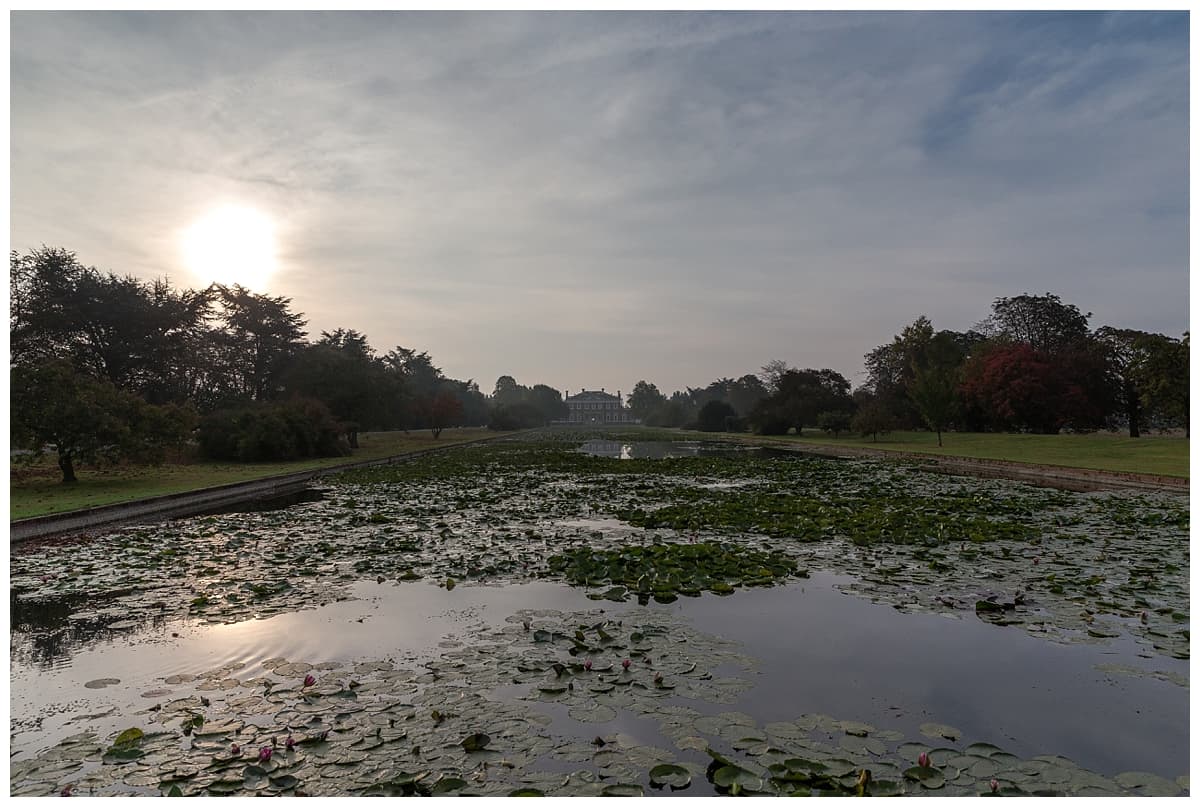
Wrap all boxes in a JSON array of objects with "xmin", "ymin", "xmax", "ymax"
[
  {"xmin": 10, "ymin": 603, "xmax": 1186, "ymax": 797},
  {"xmin": 10, "ymin": 430, "xmax": 1190, "ymax": 796},
  {"xmin": 549, "ymin": 542, "xmax": 800, "ymax": 602}
]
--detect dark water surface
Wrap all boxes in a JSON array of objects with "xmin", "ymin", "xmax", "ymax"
[{"xmin": 11, "ymin": 574, "xmax": 1187, "ymax": 780}]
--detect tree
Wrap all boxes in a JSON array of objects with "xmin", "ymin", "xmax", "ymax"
[
  {"xmin": 862, "ymin": 316, "xmax": 935, "ymax": 429},
  {"xmin": 727, "ymin": 374, "xmax": 768, "ymax": 417},
  {"xmin": 959, "ymin": 342, "xmax": 1110, "ymax": 434},
  {"xmin": 753, "ymin": 368, "xmax": 853, "ymax": 435},
  {"xmin": 527, "ymin": 384, "xmax": 568, "ymax": 424},
  {"xmin": 816, "ymin": 410, "xmax": 852, "ymax": 438},
  {"xmin": 909, "ymin": 364, "xmax": 959, "ymax": 447},
  {"xmin": 758, "ymin": 359, "xmax": 793, "ymax": 395},
  {"xmin": 1139, "ymin": 332, "xmax": 1189, "ymax": 435},
  {"xmin": 283, "ymin": 329, "xmax": 402, "ymax": 445},
  {"xmin": 11, "ymin": 361, "xmax": 193, "ymax": 483},
  {"xmin": 984, "ymin": 293, "xmax": 1091, "ymax": 354},
  {"xmin": 696, "ymin": 400, "xmax": 737, "ymax": 432},
  {"xmin": 212, "ymin": 284, "xmax": 307, "ymax": 402},
  {"xmin": 1095, "ymin": 327, "xmax": 1189, "ymax": 437},
  {"xmin": 627, "ymin": 381, "xmax": 667, "ymax": 422},
  {"xmin": 492, "ymin": 375, "xmax": 525, "ymax": 409},
  {"xmin": 10, "ymin": 248, "xmax": 214, "ymax": 404},
  {"xmin": 907, "ymin": 331, "xmax": 963, "ymax": 446},
  {"xmin": 422, "ymin": 389, "xmax": 464, "ymax": 438},
  {"xmin": 850, "ymin": 396, "xmax": 896, "ymax": 442}
]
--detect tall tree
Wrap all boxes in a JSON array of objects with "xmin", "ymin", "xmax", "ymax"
[
  {"xmin": 527, "ymin": 384, "xmax": 568, "ymax": 423},
  {"xmin": 213, "ymin": 285, "xmax": 307, "ymax": 402},
  {"xmin": 1095, "ymin": 327, "xmax": 1189, "ymax": 437},
  {"xmin": 627, "ymin": 381, "xmax": 667, "ymax": 422},
  {"xmin": 984, "ymin": 293, "xmax": 1091, "ymax": 354},
  {"xmin": 908, "ymin": 331, "xmax": 962, "ymax": 447},
  {"xmin": 753, "ymin": 368, "xmax": 853, "ymax": 435},
  {"xmin": 758, "ymin": 359, "xmax": 793, "ymax": 395}
]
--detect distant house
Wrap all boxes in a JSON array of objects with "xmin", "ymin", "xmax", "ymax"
[{"xmin": 562, "ymin": 389, "xmax": 639, "ymax": 425}]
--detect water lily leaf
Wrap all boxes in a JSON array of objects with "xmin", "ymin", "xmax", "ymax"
[
  {"xmin": 866, "ymin": 780, "xmax": 904, "ymax": 796},
  {"xmin": 269, "ymin": 774, "xmax": 299, "ymax": 790},
  {"xmin": 111, "ymin": 728, "xmax": 144, "ymax": 747},
  {"xmin": 461, "ymin": 733, "xmax": 491, "ymax": 752},
  {"xmin": 903, "ymin": 766, "xmax": 946, "ymax": 789},
  {"xmin": 713, "ymin": 765, "xmax": 764, "ymax": 791},
  {"xmin": 85, "ymin": 678, "xmax": 121, "ymax": 689},
  {"xmin": 508, "ymin": 788, "xmax": 545, "ymax": 796},
  {"xmin": 600, "ymin": 783, "xmax": 644, "ymax": 796},
  {"xmin": 166, "ymin": 785, "xmax": 183, "ymax": 797},
  {"xmin": 919, "ymin": 722, "xmax": 961, "ymax": 742},
  {"xmin": 1114, "ymin": 771, "xmax": 1181, "ymax": 796},
  {"xmin": 649, "ymin": 764, "xmax": 692, "ymax": 788},
  {"xmin": 432, "ymin": 777, "xmax": 469, "ymax": 793}
]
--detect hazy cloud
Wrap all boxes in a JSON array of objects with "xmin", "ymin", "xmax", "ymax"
[{"xmin": 11, "ymin": 11, "xmax": 1188, "ymax": 393}]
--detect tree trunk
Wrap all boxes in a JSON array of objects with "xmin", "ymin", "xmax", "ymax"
[
  {"xmin": 1126, "ymin": 381, "xmax": 1140, "ymax": 438},
  {"xmin": 936, "ymin": 429, "xmax": 943, "ymax": 447},
  {"xmin": 58, "ymin": 452, "xmax": 77, "ymax": 484}
]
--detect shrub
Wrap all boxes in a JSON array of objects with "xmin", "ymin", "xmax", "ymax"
[{"xmin": 198, "ymin": 398, "xmax": 347, "ymax": 462}]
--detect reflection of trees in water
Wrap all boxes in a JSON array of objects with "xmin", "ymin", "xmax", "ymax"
[{"xmin": 9, "ymin": 589, "xmax": 166, "ymax": 669}]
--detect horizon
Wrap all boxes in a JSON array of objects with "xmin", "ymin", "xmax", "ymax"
[{"xmin": 10, "ymin": 11, "xmax": 1189, "ymax": 394}]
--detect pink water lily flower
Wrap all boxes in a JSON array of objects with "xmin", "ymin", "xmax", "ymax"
[
  {"xmin": 622, "ymin": 659, "xmax": 631, "ymax": 670},
  {"xmin": 285, "ymin": 735, "xmax": 295, "ymax": 751},
  {"xmin": 917, "ymin": 752, "xmax": 930, "ymax": 768},
  {"xmin": 230, "ymin": 743, "xmax": 242, "ymax": 757},
  {"xmin": 584, "ymin": 659, "xmax": 593, "ymax": 671},
  {"xmin": 258, "ymin": 746, "xmax": 272, "ymax": 763},
  {"xmin": 989, "ymin": 779, "xmax": 999, "ymax": 793},
  {"xmin": 303, "ymin": 674, "xmax": 316, "ymax": 688}
]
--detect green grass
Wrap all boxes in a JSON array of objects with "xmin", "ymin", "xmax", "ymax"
[
  {"xmin": 10, "ymin": 428, "xmax": 508, "ymax": 520},
  {"xmin": 725, "ymin": 430, "xmax": 1189, "ymax": 479}
]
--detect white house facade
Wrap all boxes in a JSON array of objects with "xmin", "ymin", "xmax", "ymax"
[{"xmin": 562, "ymin": 389, "xmax": 639, "ymax": 425}]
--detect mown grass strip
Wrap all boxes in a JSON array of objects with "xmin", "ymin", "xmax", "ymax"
[
  {"xmin": 680, "ymin": 429, "xmax": 1189, "ymax": 479},
  {"xmin": 10, "ymin": 429, "xmax": 509, "ymax": 520}
]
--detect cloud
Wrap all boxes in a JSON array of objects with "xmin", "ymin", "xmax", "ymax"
[{"xmin": 10, "ymin": 11, "xmax": 1189, "ymax": 393}]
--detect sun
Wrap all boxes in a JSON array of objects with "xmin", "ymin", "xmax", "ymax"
[{"xmin": 182, "ymin": 204, "xmax": 278, "ymax": 290}]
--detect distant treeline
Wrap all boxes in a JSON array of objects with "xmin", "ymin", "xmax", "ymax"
[
  {"xmin": 10, "ymin": 247, "xmax": 567, "ymax": 481},
  {"xmin": 9, "ymin": 247, "xmax": 1189, "ymax": 482},
  {"xmin": 625, "ymin": 294, "xmax": 1188, "ymax": 445}
]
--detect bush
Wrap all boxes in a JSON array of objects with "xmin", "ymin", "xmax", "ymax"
[{"xmin": 198, "ymin": 398, "xmax": 348, "ymax": 462}]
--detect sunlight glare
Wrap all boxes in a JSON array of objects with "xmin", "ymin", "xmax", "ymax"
[{"xmin": 182, "ymin": 204, "xmax": 278, "ymax": 290}]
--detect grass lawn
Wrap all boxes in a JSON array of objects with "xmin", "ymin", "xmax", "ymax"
[
  {"xmin": 728, "ymin": 430, "xmax": 1189, "ymax": 479},
  {"xmin": 10, "ymin": 428, "xmax": 508, "ymax": 521}
]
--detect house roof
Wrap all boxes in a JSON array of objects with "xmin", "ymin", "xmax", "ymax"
[{"xmin": 566, "ymin": 390, "xmax": 619, "ymax": 402}]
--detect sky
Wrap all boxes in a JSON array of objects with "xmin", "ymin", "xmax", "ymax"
[{"xmin": 10, "ymin": 11, "xmax": 1190, "ymax": 397}]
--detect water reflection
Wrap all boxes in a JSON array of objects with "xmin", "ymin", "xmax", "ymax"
[
  {"xmin": 579, "ymin": 440, "xmax": 761, "ymax": 460},
  {"xmin": 10, "ymin": 588, "xmax": 166, "ymax": 670},
  {"xmin": 11, "ymin": 577, "xmax": 1188, "ymax": 781}
]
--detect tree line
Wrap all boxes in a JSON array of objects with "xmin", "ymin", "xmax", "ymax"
[
  {"xmin": 623, "ymin": 293, "xmax": 1188, "ymax": 444},
  {"xmin": 10, "ymin": 247, "xmax": 562, "ymax": 481},
  {"xmin": 10, "ymin": 247, "xmax": 1189, "ymax": 483}
]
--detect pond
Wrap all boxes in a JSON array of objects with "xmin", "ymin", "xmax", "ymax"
[
  {"xmin": 10, "ymin": 430, "xmax": 1190, "ymax": 796},
  {"xmin": 577, "ymin": 440, "xmax": 762, "ymax": 460}
]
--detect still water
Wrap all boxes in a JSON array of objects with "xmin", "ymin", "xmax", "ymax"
[{"xmin": 12, "ymin": 573, "xmax": 1187, "ymax": 779}]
